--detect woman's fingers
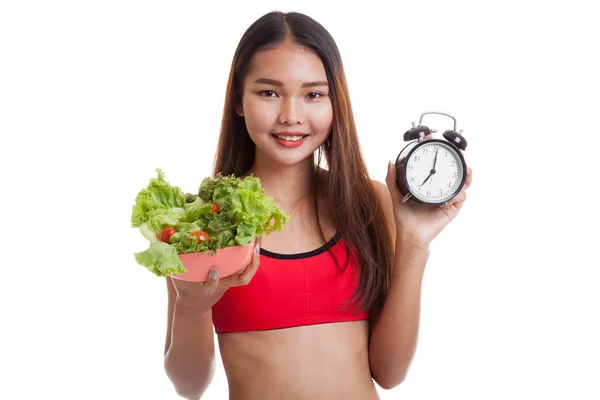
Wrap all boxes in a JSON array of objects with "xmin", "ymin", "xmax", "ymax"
[
  {"xmin": 202, "ymin": 267, "xmax": 220, "ymax": 295},
  {"xmin": 386, "ymin": 161, "xmax": 401, "ymax": 203},
  {"xmin": 174, "ymin": 238, "xmax": 264, "ymax": 300},
  {"xmin": 234, "ymin": 237, "xmax": 262, "ymax": 286},
  {"xmin": 464, "ymin": 166, "xmax": 473, "ymax": 189},
  {"xmin": 451, "ymin": 166, "xmax": 472, "ymax": 212},
  {"xmin": 212, "ymin": 237, "xmax": 263, "ymax": 289},
  {"xmin": 448, "ymin": 189, "xmax": 467, "ymax": 211}
]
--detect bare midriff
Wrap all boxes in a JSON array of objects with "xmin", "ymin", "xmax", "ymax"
[{"xmin": 217, "ymin": 320, "xmax": 380, "ymax": 400}]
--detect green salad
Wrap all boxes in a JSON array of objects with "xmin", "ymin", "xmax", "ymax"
[{"xmin": 131, "ymin": 168, "xmax": 289, "ymax": 277}]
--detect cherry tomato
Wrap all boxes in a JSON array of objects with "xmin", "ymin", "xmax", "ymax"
[
  {"xmin": 160, "ymin": 227, "xmax": 177, "ymax": 243},
  {"xmin": 211, "ymin": 202, "xmax": 220, "ymax": 213},
  {"xmin": 190, "ymin": 230, "xmax": 211, "ymax": 243}
]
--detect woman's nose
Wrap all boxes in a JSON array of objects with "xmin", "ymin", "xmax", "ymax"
[{"xmin": 278, "ymin": 98, "xmax": 303, "ymax": 125}]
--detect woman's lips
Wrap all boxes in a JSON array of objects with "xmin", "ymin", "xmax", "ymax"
[{"xmin": 272, "ymin": 134, "xmax": 309, "ymax": 148}]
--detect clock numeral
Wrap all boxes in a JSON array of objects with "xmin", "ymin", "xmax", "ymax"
[
  {"xmin": 422, "ymin": 148, "xmax": 428, "ymax": 155},
  {"xmin": 408, "ymin": 164, "xmax": 414, "ymax": 171},
  {"xmin": 447, "ymin": 181, "xmax": 452, "ymax": 188},
  {"xmin": 409, "ymin": 176, "xmax": 415, "ymax": 182},
  {"xmin": 445, "ymin": 151, "xmax": 448, "ymax": 158},
  {"xmin": 452, "ymin": 172, "xmax": 459, "ymax": 178},
  {"xmin": 438, "ymin": 189, "xmax": 443, "ymax": 196},
  {"xmin": 450, "ymin": 160, "xmax": 456, "ymax": 166},
  {"xmin": 414, "ymin": 156, "xmax": 421, "ymax": 162},
  {"xmin": 427, "ymin": 190, "xmax": 431, "ymax": 196}
]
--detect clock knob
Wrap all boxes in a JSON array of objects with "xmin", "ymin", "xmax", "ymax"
[
  {"xmin": 442, "ymin": 129, "xmax": 468, "ymax": 150},
  {"xmin": 403, "ymin": 126, "xmax": 431, "ymax": 141}
]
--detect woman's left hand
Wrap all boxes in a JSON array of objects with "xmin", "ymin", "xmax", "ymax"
[{"xmin": 385, "ymin": 158, "xmax": 472, "ymax": 248}]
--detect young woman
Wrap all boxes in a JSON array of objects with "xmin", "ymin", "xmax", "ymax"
[{"xmin": 163, "ymin": 11, "xmax": 472, "ymax": 400}]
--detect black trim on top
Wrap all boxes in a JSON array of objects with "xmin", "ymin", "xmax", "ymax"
[{"xmin": 259, "ymin": 232, "xmax": 342, "ymax": 260}]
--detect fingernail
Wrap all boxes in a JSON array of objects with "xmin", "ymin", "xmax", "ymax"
[
  {"xmin": 255, "ymin": 244, "xmax": 260, "ymax": 256},
  {"xmin": 211, "ymin": 268, "xmax": 218, "ymax": 280},
  {"xmin": 388, "ymin": 161, "xmax": 394, "ymax": 172}
]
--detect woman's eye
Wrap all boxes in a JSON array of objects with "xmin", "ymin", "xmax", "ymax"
[
  {"xmin": 260, "ymin": 90, "xmax": 277, "ymax": 97},
  {"xmin": 307, "ymin": 92, "xmax": 324, "ymax": 100}
]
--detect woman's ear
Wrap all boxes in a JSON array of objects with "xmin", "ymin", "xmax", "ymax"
[{"xmin": 235, "ymin": 104, "xmax": 244, "ymax": 117}]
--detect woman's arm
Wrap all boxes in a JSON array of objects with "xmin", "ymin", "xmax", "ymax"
[
  {"xmin": 163, "ymin": 241, "xmax": 263, "ymax": 398},
  {"xmin": 369, "ymin": 235, "xmax": 429, "ymax": 389},
  {"xmin": 369, "ymin": 162, "xmax": 471, "ymax": 389},
  {"xmin": 368, "ymin": 181, "xmax": 429, "ymax": 390},
  {"xmin": 164, "ymin": 277, "xmax": 216, "ymax": 400}
]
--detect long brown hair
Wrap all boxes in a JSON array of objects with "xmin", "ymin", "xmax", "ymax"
[{"xmin": 212, "ymin": 11, "xmax": 394, "ymax": 315}]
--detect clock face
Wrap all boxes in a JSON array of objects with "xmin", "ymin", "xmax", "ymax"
[{"xmin": 405, "ymin": 141, "xmax": 465, "ymax": 203}]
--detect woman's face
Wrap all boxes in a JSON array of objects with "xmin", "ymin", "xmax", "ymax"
[{"xmin": 237, "ymin": 41, "xmax": 333, "ymax": 167}]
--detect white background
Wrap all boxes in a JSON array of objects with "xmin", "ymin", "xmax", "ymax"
[{"xmin": 1, "ymin": 0, "xmax": 599, "ymax": 399}]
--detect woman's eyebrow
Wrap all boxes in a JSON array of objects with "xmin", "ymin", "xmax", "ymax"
[{"xmin": 253, "ymin": 78, "xmax": 328, "ymax": 88}]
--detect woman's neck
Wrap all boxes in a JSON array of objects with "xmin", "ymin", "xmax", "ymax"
[{"xmin": 244, "ymin": 156, "xmax": 318, "ymax": 209}]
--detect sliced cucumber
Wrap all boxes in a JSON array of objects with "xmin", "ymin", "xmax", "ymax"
[{"xmin": 140, "ymin": 223, "xmax": 159, "ymax": 243}]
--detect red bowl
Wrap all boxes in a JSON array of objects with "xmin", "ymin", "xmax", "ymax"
[{"xmin": 171, "ymin": 238, "xmax": 257, "ymax": 282}]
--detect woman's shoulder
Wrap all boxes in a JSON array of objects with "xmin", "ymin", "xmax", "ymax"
[
  {"xmin": 317, "ymin": 170, "xmax": 391, "ymax": 218},
  {"xmin": 317, "ymin": 167, "xmax": 387, "ymax": 198},
  {"xmin": 370, "ymin": 179, "xmax": 387, "ymax": 197}
]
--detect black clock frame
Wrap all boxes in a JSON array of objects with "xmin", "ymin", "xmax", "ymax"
[{"xmin": 394, "ymin": 138, "xmax": 467, "ymax": 205}]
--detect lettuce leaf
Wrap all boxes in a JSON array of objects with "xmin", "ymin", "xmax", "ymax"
[
  {"xmin": 131, "ymin": 168, "xmax": 185, "ymax": 228},
  {"xmin": 183, "ymin": 197, "xmax": 212, "ymax": 222},
  {"xmin": 134, "ymin": 242, "xmax": 186, "ymax": 276},
  {"xmin": 146, "ymin": 207, "xmax": 185, "ymax": 232}
]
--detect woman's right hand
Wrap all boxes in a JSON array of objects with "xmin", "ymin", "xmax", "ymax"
[{"xmin": 170, "ymin": 237, "xmax": 262, "ymax": 309}]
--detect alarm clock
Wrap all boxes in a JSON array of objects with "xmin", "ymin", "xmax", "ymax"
[{"xmin": 394, "ymin": 111, "xmax": 468, "ymax": 210}]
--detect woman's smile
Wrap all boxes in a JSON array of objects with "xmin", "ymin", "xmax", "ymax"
[{"xmin": 272, "ymin": 132, "xmax": 310, "ymax": 148}]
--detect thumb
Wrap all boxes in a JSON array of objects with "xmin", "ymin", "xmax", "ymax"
[
  {"xmin": 202, "ymin": 267, "xmax": 219, "ymax": 295},
  {"xmin": 386, "ymin": 161, "xmax": 402, "ymax": 203}
]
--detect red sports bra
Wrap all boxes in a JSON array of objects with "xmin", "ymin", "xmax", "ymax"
[{"xmin": 211, "ymin": 233, "xmax": 370, "ymax": 333}]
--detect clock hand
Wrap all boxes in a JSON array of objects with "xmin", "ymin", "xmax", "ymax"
[
  {"xmin": 420, "ymin": 150, "xmax": 439, "ymax": 187},
  {"xmin": 430, "ymin": 150, "xmax": 439, "ymax": 186},
  {"xmin": 416, "ymin": 149, "xmax": 440, "ymax": 188},
  {"xmin": 416, "ymin": 148, "xmax": 440, "ymax": 188},
  {"xmin": 420, "ymin": 171, "xmax": 433, "ymax": 186}
]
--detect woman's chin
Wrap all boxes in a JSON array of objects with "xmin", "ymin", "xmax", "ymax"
[{"xmin": 261, "ymin": 149, "xmax": 316, "ymax": 168}]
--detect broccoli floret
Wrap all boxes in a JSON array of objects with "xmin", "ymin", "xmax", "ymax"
[
  {"xmin": 198, "ymin": 175, "xmax": 218, "ymax": 201},
  {"xmin": 198, "ymin": 172, "xmax": 244, "ymax": 201},
  {"xmin": 184, "ymin": 193, "xmax": 198, "ymax": 203}
]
